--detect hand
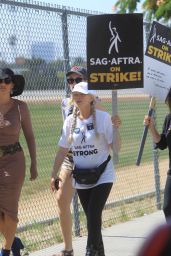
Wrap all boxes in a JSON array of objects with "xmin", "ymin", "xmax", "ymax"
[
  {"xmin": 30, "ymin": 164, "xmax": 38, "ymax": 181},
  {"xmin": 51, "ymin": 176, "xmax": 62, "ymax": 192},
  {"xmin": 144, "ymin": 115, "xmax": 154, "ymax": 128},
  {"xmin": 111, "ymin": 115, "xmax": 121, "ymax": 128}
]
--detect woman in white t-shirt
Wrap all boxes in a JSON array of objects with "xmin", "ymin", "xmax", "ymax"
[
  {"xmin": 51, "ymin": 82, "xmax": 121, "ymax": 256},
  {"xmin": 56, "ymin": 66, "xmax": 103, "ymax": 256}
]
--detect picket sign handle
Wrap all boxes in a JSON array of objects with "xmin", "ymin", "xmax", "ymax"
[
  {"xmin": 136, "ymin": 96, "xmax": 156, "ymax": 166},
  {"xmin": 112, "ymin": 90, "xmax": 119, "ymax": 165}
]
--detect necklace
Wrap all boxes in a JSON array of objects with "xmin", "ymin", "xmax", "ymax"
[
  {"xmin": 0, "ymin": 112, "xmax": 11, "ymax": 128},
  {"xmin": 0, "ymin": 99, "xmax": 13, "ymax": 116}
]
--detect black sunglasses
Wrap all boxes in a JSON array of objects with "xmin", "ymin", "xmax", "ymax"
[
  {"xmin": 0, "ymin": 77, "xmax": 12, "ymax": 84},
  {"xmin": 67, "ymin": 77, "xmax": 82, "ymax": 84}
]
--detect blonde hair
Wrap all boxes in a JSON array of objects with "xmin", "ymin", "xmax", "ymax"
[
  {"xmin": 68, "ymin": 97, "xmax": 99, "ymax": 144},
  {"xmin": 68, "ymin": 105, "xmax": 78, "ymax": 144},
  {"xmin": 68, "ymin": 96, "xmax": 73, "ymax": 106}
]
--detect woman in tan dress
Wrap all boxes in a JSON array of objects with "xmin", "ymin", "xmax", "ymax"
[{"xmin": 0, "ymin": 68, "xmax": 38, "ymax": 256}]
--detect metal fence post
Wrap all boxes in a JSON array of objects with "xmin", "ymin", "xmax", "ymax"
[
  {"xmin": 72, "ymin": 191, "xmax": 80, "ymax": 236},
  {"xmin": 112, "ymin": 90, "xmax": 119, "ymax": 165},
  {"xmin": 61, "ymin": 9, "xmax": 80, "ymax": 236},
  {"xmin": 61, "ymin": 9, "xmax": 70, "ymax": 97}
]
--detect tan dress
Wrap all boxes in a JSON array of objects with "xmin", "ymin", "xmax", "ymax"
[{"xmin": 0, "ymin": 99, "xmax": 26, "ymax": 221}]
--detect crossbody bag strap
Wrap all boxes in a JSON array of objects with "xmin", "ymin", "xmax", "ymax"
[{"xmin": 98, "ymin": 155, "xmax": 111, "ymax": 174}]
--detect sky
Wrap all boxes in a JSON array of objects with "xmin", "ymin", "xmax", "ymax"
[{"xmin": 42, "ymin": 0, "xmax": 143, "ymax": 13}]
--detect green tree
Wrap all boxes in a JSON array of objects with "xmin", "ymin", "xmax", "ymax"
[{"xmin": 114, "ymin": 0, "xmax": 171, "ymax": 21}]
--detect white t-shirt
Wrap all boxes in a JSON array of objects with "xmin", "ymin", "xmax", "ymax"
[
  {"xmin": 59, "ymin": 109, "xmax": 115, "ymax": 189},
  {"xmin": 61, "ymin": 97, "xmax": 73, "ymax": 121}
]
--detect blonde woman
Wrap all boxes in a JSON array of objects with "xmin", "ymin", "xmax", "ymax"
[
  {"xmin": 55, "ymin": 66, "xmax": 102, "ymax": 256},
  {"xmin": 51, "ymin": 82, "xmax": 121, "ymax": 256}
]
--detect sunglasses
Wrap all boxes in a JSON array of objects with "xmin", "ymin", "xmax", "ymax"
[
  {"xmin": 0, "ymin": 77, "xmax": 12, "ymax": 84},
  {"xmin": 67, "ymin": 77, "xmax": 82, "ymax": 84}
]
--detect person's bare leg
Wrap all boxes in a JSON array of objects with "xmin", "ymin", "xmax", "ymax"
[
  {"xmin": 56, "ymin": 169, "xmax": 75, "ymax": 251},
  {"xmin": 0, "ymin": 213, "xmax": 4, "ymax": 233},
  {"xmin": 1, "ymin": 214, "xmax": 17, "ymax": 250}
]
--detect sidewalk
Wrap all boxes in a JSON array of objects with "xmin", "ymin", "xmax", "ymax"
[{"xmin": 30, "ymin": 210, "xmax": 165, "ymax": 256}]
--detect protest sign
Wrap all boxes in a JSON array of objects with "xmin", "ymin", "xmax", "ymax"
[
  {"xmin": 87, "ymin": 13, "xmax": 143, "ymax": 90},
  {"xmin": 144, "ymin": 21, "xmax": 171, "ymax": 101},
  {"xmin": 136, "ymin": 21, "xmax": 171, "ymax": 165},
  {"xmin": 87, "ymin": 14, "xmax": 143, "ymax": 164}
]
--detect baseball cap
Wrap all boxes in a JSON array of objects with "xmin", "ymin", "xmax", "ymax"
[
  {"xmin": 66, "ymin": 66, "xmax": 87, "ymax": 79},
  {"xmin": 72, "ymin": 82, "xmax": 96, "ymax": 95}
]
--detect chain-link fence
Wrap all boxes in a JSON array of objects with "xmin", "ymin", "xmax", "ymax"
[{"xmin": 0, "ymin": 0, "xmax": 168, "ymax": 253}]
